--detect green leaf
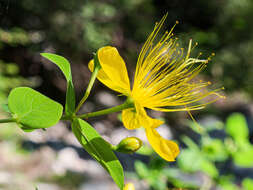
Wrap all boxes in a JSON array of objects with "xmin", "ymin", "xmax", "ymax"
[
  {"xmin": 226, "ymin": 113, "xmax": 249, "ymax": 143},
  {"xmin": 177, "ymin": 149, "xmax": 203, "ymax": 172},
  {"xmin": 181, "ymin": 136, "xmax": 199, "ymax": 151},
  {"xmin": 72, "ymin": 118, "xmax": 124, "ymax": 189},
  {"xmin": 233, "ymin": 146, "xmax": 253, "ymax": 167},
  {"xmin": 8, "ymin": 87, "xmax": 63, "ymax": 130},
  {"xmin": 134, "ymin": 160, "xmax": 150, "ymax": 179},
  {"xmin": 242, "ymin": 178, "xmax": 253, "ymax": 190},
  {"xmin": 201, "ymin": 160, "xmax": 219, "ymax": 178},
  {"xmin": 202, "ymin": 138, "xmax": 228, "ymax": 161},
  {"xmin": 40, "ymin": 53, "xmax": 75, "ymax": 115},
  {"xmin": 220, "ymin": 183, "xmax": 239, "ymax": 190}
]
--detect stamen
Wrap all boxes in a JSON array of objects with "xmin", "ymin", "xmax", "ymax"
[
  {"xmin": 186, "ymin": 39, "xmax": 192, "ymax": 60},
  {"xmin": 185, "ymin": 107, "xmax": 203, "ymax": 133}
]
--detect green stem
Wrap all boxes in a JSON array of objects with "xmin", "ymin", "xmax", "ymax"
[
  {"xmin": 75, "ymin": 66, "xmax": 100, "ymax": 113},
  {"xmin": 77, "ymin": 100, "xmax": 134, "ymax": 119},
  {"xmin": 0, "ymin": 118, "xmax": 16, "ymax": 124}
]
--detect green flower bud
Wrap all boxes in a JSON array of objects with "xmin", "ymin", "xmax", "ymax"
[{"xmin": 115, "ymin": 137, "xmax": 142, "ymax": 154}]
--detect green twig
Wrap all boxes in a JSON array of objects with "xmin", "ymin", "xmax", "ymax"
[
  {"xmin": 0, "ymin": 118, "xmax": 16, "ymax": 124},
  {"xmin": 75, "ymin": 65, "xmax": 100, "ymax": 113},
  {"xmin": 78, "ymin": 99, "xmax": 134, "ymax": 119}
]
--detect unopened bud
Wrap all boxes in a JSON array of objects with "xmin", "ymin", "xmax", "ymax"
[
  {"xmin": 123, "ymin": 183, "xmax": 135, "ymax": 190},
  {"xmin": 116, "ymin": 137, "xmax": 142, "ymax": 154}
]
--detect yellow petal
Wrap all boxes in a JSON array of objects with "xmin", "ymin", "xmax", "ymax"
[
  {"xmin": 89, "ymin": 59, "xmax": 117, "ymax": 89},
  {"xmin": 88, "ymin": 59, "xmax": 111, "ymax": 81},
  {"xmin": 122, "ymin": 102, "xmax": 163, "ymax": 130},
  {"xmin": 145, "ymin": 127, "xmax": 180, "ymax": 161},
  {"xmin": 88, "ymin": 46, "xmax": 131, "ymax": 94},
  {"xmin": 122, "ymin": 108, "xmax": 143, "ymax": 130}
]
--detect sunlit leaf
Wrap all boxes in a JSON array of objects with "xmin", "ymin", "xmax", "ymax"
[
  {"xmin": 226, "ymin": 113, "xmax": 249, "ymax": 143},
  {"xmin": 233, "ymin": 146, "xmax": 253, "ymax": 167},
  {"xmin": 201, "ymin": 138, "xmax": 228, "ymax": 161},
  {"xmin": 242, "ymin": 178, "xmax": 253, "ymax": 190},
  {"xmin": 8, "ymin": 87, "xmax": 63, "ymax": 130},
  {"xmin": 177, "ymin": 149, "xmax": 203, "ymax": 172},
  {"xmin": 201, "ymin": 159, "xmax": 219, "ymax": 178}
]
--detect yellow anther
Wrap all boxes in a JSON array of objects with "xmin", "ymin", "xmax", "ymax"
[{"xmin": 176, "ymin": 20, "xmax": 179, "ymax": 24}]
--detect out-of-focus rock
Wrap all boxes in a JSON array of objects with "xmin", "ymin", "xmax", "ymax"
[
  {"xmin": 95, "ymin": 91, "xmax": 120, "ymax": 107},
  {"xmin": 0, "ymin": 171, "xmax": 12, "ymax": 185},
  {"xmin": 156, "ymin": 124, "xmax": 172, "ymax": 139},
  {"xmin": 79, "ymin": 101, "xmax": 95, "ymax": 113},
  {"xmin": 93, "ymin": 121, "xmax": 108, "ymax": 134},
  {"xmin": 24, "ymin": 121, "xmax": 69, "ymax": 143},
  {"xmin": 52, "ymin": 147, "xmax": 86, "ymax": 175},
  {"xmin": 63, "ymin": 131, "xmax": 82, "ymax": 147},
  {"xmin": 36, "ymin": 183, "xmax": 61, "ymax": 190},
  {"xmin": 79, "ymin": 181, "xmax": 117, "ymax": 190},
  {"xmin": 21, "ymin": 146, "xmax": 56, "ymax": 179}
]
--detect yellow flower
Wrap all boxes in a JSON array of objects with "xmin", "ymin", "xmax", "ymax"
[{"xmin": 88, "ymin": 14, "xmax": 223, "ymax": 161}]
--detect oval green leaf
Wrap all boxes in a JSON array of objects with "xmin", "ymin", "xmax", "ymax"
[
  {"xmin": 233, "ymin": 147, "xmax": 253, "ymax": 167},
  {"xmin": 40, "ymin": 53, "xmax": 75, "ymax": 115},
  {"xmin": 72, "ymin": 118, "xmax": 124, "ymax": 190},
  {"xmin": 8, "ymin": 87, "xmax": 63, "ymax": 129},
  {"xmin": 243, "ymin": 178, "xmax": 253, "ymax": 190},
  {"xmin": 226, "ymin": 113, "xmax": 249, "ymax": 142}
]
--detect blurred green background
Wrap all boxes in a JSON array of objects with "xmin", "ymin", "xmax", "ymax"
[{"xmin": 1, "ymin": 0, "xmax": 253, "ymax": 190}]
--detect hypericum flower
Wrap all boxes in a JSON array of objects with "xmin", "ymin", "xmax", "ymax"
[{"xmin": 88, "ymin": 14, "xmax": 224, "ymax": 161}]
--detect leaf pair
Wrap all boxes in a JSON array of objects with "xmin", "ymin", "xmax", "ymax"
[
  {"xmin": 7, "ymin": 53, "xmax": 75, "ymax": 131},
  {"xmin": 7, "ymin": 53, "xmax": 124, "ymax": 189}
]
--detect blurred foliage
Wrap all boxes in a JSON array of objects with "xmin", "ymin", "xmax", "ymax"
[
  {"xmin": 132, "ymin": 113, "xmax": 253, "ymax": 190},
  {"xmin": 0, "ymin": 61, "xmax": 29, "ymax": 104},
  {"xmin": 1, "ymin": 0, "xmax": 253, "ymax": 97}
]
